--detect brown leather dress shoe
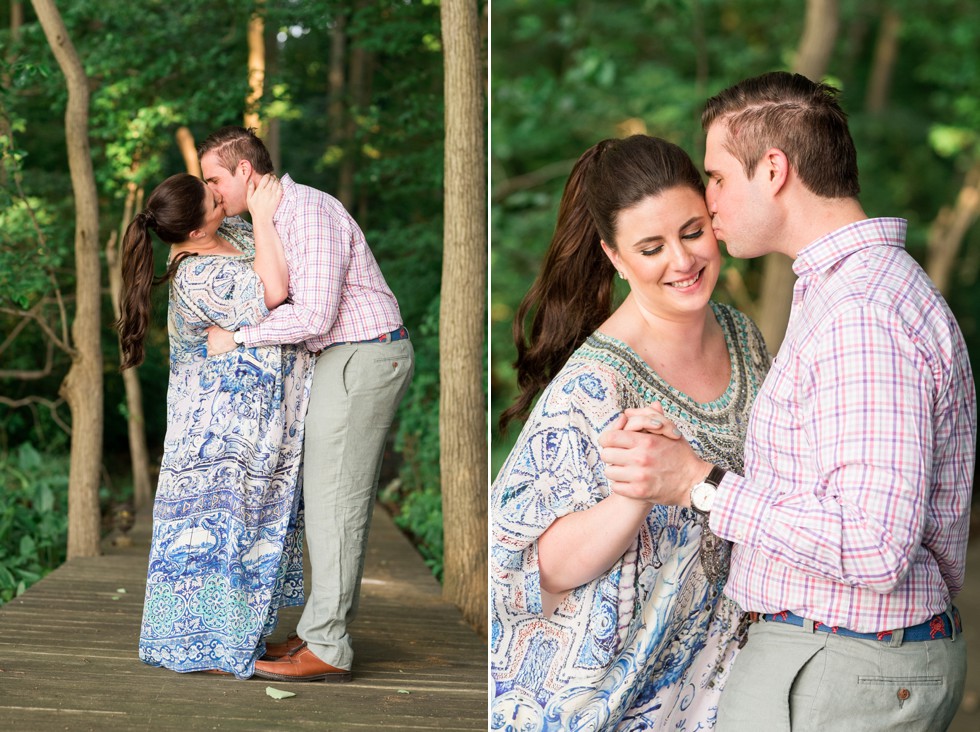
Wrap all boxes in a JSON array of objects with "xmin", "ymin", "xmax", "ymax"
[
  {"xmin": 261, "ymin": 632, "xmax": 305, "ymax": 660},
  {"xmin": 253, "ymin": 643, "xmax": 352, "ymax": 683}
]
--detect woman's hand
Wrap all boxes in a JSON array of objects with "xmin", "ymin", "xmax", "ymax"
[
  {"xmin": 246, "ymin": 173, "xmax": 283, "ymax": 222},
  {"xmin": 247, "ymin": 173, "xmax": 289, "ymax": 308},
  {"xmin": 619, "ymin": 404, "xmax": 683, "ymax": 440}
]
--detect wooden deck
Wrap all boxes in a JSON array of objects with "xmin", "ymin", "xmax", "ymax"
[{"xmin": 0, "ymin": 507, "xmax": 488, "ymax": 731}]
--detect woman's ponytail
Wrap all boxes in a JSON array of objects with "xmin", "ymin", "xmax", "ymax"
[
  {"xmin": 499, "ymin": 142, "xmax": 617, "ymax": 432},
  {"xmin": 116, "ymin": 213, "xmax": 157, "ymax": 370}
]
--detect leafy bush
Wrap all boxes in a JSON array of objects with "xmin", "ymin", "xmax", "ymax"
[
  {"xmin": 393, "ymin": 486, "xmax": 444, "ymax": 580},
  {"xmin": 384, "ymin": 299, "xmax": 444, "ymax": 580},
  {"xmin": 0, "ymin": 443, "xmax": 69, "ymax": 605}
]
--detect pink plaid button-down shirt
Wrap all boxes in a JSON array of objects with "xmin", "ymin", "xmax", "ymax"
[
  {"xmin": 239, "ymin": 175, "xmax": 403, "ymax": 351},
  {"xmin": 711, "ymin": 218, "xmax": 976, "ymax": 633}
]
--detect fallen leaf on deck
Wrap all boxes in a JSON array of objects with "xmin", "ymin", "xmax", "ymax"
[
  {"xmin": 397, "ymin": 689, "xmax": 411, "ymax": 695},
  {"xmin": 266, "ymin": 686, "xmax": 297, "ymax": 700}
]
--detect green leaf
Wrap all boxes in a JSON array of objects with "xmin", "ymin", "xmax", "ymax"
[
  {"xmin": 265, "ymin": 687, "xmax": 297, "ymax": 700},
  {"xmin": 37, "ymin": 484, "xmax": 54, "ymax": 513}
]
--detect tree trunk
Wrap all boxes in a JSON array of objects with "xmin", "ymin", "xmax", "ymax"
[
  {"xmin": 10, "ymin": 1, "xmax": 22, "ymax": 35},
  {"xmin": 865, "ymin": 10, "xmax": 902, "ymax": 115},
  {"xmin": 339, "ymin": 1, "xmax": 371, "ymax": 211},
  {"xmin": 106, "ymin": 184, "xmax": 153, "ymax": 510},
  {"xmin": 926, "ymin": 159, "xmax": 980, "ymax": 295},
  {"xmin": 264, "ymin": 17, "xmax": 281, "ymax": 169},
  {"xmin": 32, "ymin": 0, "xmax": 104, "ymax": 559},
  {"xmin": 175, "ymin": 126, "xmax": 201, "ymax": 177},
  {"xmin": 0, "ymin": 1, "xmax": 24, "ymax": 186},
  {"xmin": 327, "ymin": 9, "xmax": 347, "ymax": 150},
  {"xmin": 244, "ymin": 2, "xmax": 266, "ymax": 135},
  {"xmin": 755, "ymin": 0, "xmax": 839, "ymax": 352},
  {"xmin": 439, "ymin": 0, "xmax": 487, "ymax": 636}
]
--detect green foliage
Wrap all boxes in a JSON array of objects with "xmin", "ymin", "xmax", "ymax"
[
  {"xmin": 271, "ymin": 0, "xmax": 447, "ymax": 575},
  {"xmin": 392, "ymin": 485, "xmax": 444, "ymax": 580},
  {"xmin": 490, "ymin": 0, "xmax": 980, "ymax": 475},
  {"xmin": 0, "ymin": 0, "xmax": 451, "ymax": 581},
  {"xmin": 384, "ymin": 298, "xmax": 444, "ymax": 578},
  {"xmin": 0, "ymin": 443, "xmax": 70, "ymax": 606}
]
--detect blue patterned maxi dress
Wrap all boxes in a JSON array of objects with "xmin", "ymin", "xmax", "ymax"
[
  {"xmin": 138, "ymin": 218, "xmax": 314, "ymax": 679},
  {"xmin": 491, "ymin": 302, "xmax": 771, "ymax": 731}
]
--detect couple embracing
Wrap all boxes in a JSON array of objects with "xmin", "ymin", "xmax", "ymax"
[
  {"xmin": 118, "ymin": 126, "xmax": 413, "ymax": 681},
  {"xmin": 492, "ymin": 72, "xmax": 974, "ymax": 731}
]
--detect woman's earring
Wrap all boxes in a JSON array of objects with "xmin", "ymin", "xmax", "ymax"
[{"xmin": 617, "ymin": 271, "xmax": 626, "ymax": 280}]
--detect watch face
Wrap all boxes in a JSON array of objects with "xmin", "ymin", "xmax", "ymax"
[{"xmin": 692, "ymin": 482, "xmax": 716, "ymax": 513}]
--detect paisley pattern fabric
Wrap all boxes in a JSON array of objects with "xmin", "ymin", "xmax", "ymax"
[
  {"xmin": 139, "ymin": 218, "xmax": 314, "ymax": 679},
  {"xmin": 491, "ymin": 302, "xmax": 771, "ymax": 731}
]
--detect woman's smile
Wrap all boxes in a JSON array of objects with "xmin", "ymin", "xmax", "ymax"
[{"xmin": 666, "ymin": 268, "xmax": 704, "ymax": 289}]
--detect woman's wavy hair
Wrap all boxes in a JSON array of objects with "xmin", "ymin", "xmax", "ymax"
[
  {"xmin": 115, "ymin": 173, "xmax": 208, "ymax": 370},
  {"xmin": 499, "ymin": 135, "xmax": 705, "ymax": 432}
]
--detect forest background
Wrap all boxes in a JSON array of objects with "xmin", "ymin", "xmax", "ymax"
[
  {"xmin": 0, "ymin": 0, "xmax": 487, "ymax": 632},
  {"xmin": 491, "ymin": 0, "xmax": 980, "ymax": 483}
]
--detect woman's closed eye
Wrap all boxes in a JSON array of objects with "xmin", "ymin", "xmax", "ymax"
[{"xmin": 682, "ymin": 229, "xmax": 704, "ymax": 241}]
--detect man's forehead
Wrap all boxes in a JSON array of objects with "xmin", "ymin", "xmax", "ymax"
[{"xmin": 703, "ymin": 124, "xmax": 732, "ymax": 167}]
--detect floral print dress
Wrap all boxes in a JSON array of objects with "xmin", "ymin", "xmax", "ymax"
[
  {"xmin": 138, "ymin": 218, "xmax": 314, "ymax": 679},
  {"xmin": 491, "ymin": 302, "xmax": 771, "ymax": 731}
]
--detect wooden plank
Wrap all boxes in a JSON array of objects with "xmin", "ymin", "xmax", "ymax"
[{"xmin": 0, "ymin": 506, "xmax": 488, "ymax": 731}]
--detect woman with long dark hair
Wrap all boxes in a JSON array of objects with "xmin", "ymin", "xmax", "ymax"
[
  {"xmin": 117, "ymin": 172, "xmax": 313, "ymax": 679},
  {"xmin": 492, "ymin": 136, "xmax": 771, "ymax": 729}
]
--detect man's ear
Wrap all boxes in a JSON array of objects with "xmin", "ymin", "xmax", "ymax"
[
  {"xmin": 765, "ymin": 148, "xmax": 789, "ymax": 193},
  {"xmin": 237, "ymin": 159, "xmax": 253, "ymax": 179}
]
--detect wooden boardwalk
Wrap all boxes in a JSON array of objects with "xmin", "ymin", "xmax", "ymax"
[{"xmin": 0, "ymin": 507, "xmax": 488, "ymax": 731}]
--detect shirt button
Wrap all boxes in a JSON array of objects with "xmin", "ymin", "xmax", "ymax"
[{"xmin": 735, "ymin": 531, "xmax": 745, "ymax": 541}]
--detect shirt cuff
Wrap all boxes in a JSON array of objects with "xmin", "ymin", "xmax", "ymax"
[
  {"xmin": 708, "ymin": 471, "xmax": 771, "ymax": 547},
  {"xmin": 238, "ymin": 324, "xmax": 257, "ymax": 347}
]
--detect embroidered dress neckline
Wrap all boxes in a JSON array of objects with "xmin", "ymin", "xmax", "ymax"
[
  {"xmin": 169, "ymin": 225, "xmax": 251, "ymax": 265},
  {"xmin": 587, "ymin": 301, "xmax": 740, "ymax": 411}
]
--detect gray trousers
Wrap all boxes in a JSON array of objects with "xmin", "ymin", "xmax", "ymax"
[
  {"xmin": 717, "ymin": 613, "xmax": 966, "ymax": 732},
  {"xmin": 296, "ymin": 338, "xmax": 414, "ymax": 669}
]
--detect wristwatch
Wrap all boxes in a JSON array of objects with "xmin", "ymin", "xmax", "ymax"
[
  {"xmin": 233, "ymin": 330, "xmax": 245, "ymax": 346},
  {"xmin": 690, "ymin": 465, "xmax": 727, "ymax": 515}
]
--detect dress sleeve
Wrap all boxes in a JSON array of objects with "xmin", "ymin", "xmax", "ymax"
[
  {"xmin": 491, "ymin": 365, "xmax": 621, "ymax": 615},
  {"xmin": 171, "ymin": 257, "xmax": 270, "ymax": 331}
]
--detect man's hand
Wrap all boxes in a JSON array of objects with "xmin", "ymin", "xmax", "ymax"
[
  {"xmin": 206, "ymin": 325, "xmax": 238, "ymax": 356},
  {"xmin": 598, "ymin": 412, "xmax": 712, "ymax": 507}
]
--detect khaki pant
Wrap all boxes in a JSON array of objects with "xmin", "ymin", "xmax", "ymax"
[
  {"xmin": 296, "ymin": 338, "xmax": 414, "ymax": 670},
  {"xmin": 717, "ymin": 615, "xmax": 966, "ymax": 732}
]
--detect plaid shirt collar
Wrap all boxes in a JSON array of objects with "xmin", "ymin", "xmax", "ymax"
[{"xmin": 792, "ymin": 217, "xmax": 908, "ymax": 278}]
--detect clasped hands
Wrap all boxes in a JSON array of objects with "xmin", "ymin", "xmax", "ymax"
[{"xmin": 598, "ymin": 404, "xmax": 712, "ymax": 508}]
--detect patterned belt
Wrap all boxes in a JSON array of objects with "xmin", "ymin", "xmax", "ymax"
[
  {"xmin": 755, "ymin": 607, "xmax": 961, "ymax": 643},
  {"xmin": 317, "ymin": 326, "xmax": 409, "ymax": 354}
]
